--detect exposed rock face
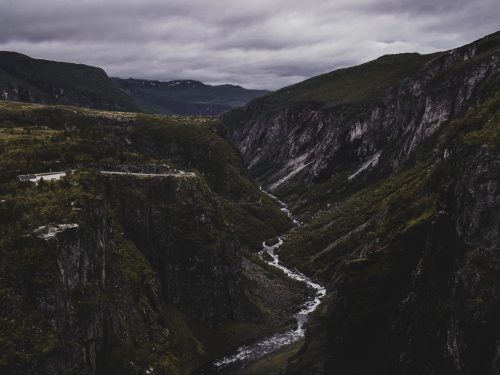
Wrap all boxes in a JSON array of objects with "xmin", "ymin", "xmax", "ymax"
[
  {"xmin": 2, "ymin": 172, "xmax": 256, "ymax": 374},
  {"xmin": 224, "ymin": 37, "xmax": 500, "ymax": 213},
  {"xmin": 34, "ymin": 202, "xmax": 112, "ymax": 375},
  {"xmin": 285, "ymin": 144, "xmax": 500, "ymax": 375},
  {"xmin": 221, "ymin": 31, "xmax": 500, "ymax": 374},
  {"xmin": 402, "ymin": 146, "xmax": 500, "ymax": 375},
  {"xmin": 4, "ymin": 199, "xmax": 181, "ymax": 375},
  {"xmin": 0, "ymin": 100, "xmax": 292, "ymax": 374},
  {"xmin": 105, "ymin": 173, "xmax": 257, "ymax": 325}
]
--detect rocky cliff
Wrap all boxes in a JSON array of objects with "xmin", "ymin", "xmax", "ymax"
[
  {"xmin": 223, "ymin": 31, "xmax": 500, "ymax": 217},
  {"xmin": 104, "ymin": 172, "xmax": 256, "ymax": 325},
  {"xmin": 221, "ymin": 30, "xmax": 500, "ymax": 374},
  {"xmin": 1, "ymin": 170, "xmax": 242, "ymax": 374},
  {"xmin": 282, "ymin": 122, "xmax": 500, "ymax": 374}
]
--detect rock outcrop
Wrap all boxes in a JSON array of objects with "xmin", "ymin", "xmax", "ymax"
[
  {"xmin": 104, "ymin": 172, "xmax": 257, "ymax": 325},
  {"xmin": 3, "ymin": 173, "xmax": 237, "ymax": 374},
  {"xmin": 0, "ymin": 167, "xmax": 268, "ymax": 374},
  {"xmin": 284, "ymin": 138, "xmax": 500, "ymax": 375}
]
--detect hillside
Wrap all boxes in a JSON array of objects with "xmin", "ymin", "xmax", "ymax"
[
  {"xmin": 222, "ymin": 29, "xmax": 500, "ymax": 374},
  {"xmin": 252, "ymin": 52, "xmax": 439, "ymax": 111},
  {"xmin": 0, "ymin": 101, "xmax": 304, "ymax": 374},
  {"xmin": 0, "ymin": 52, "xmax": 139, "ymax": 112},
  {"xmin": 0, "ymin": 52, "xmax": 268, "ymax": 116},
  {"xmin": 223, "ymin": 30, "xmax": 500, "ymax": 216},
  {"xmin": 112, "ymin": 78, "xmax": 268, "ymax": 116},
  {"xmin": 283, "ymin": 91, "xmax": 500, "ymax": 374}
]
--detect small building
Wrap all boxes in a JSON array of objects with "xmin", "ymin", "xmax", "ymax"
[
  {"xmin": 18, "ymin": 174, "xmax": 37, "ymax": 182},
  {"xmin": 18, "ymin": 172, "xmax": 67, "ymax": 183}
]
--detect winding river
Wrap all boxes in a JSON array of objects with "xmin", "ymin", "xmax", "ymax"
[{"xmin": 201, "ymin": 193, "xmax": 327, "ymax": 373}]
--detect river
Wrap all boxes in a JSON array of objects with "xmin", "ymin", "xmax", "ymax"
[{"xmin": 196, "ymin": 192, "xmax": 326, "ymax": 374}]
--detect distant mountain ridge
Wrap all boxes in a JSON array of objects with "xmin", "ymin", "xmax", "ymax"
[
  {"xmin": 0, "ymin": 51, "xmax": 139, "ymax": 112},
  {"xmin": 0, "ymin": 52, "xmax": 268, "ymax": 116},
  {"xmin": 111, "ymin": 77, "xmax": 269, "ymax": 116}
]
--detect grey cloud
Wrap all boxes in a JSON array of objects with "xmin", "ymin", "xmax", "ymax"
[{"xmin": 0, "ymin": 0, "xmax": 498, "ymax": 89}]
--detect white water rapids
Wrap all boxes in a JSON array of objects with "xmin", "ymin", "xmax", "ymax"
[{"xmin": 211, "ymin": 192, "xmax": 327, "ymax": 371}]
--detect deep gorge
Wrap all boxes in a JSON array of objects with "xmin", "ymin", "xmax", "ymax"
[{"xmin": 0, "ymin": 29, "xmax": 499, "ymax": 375}]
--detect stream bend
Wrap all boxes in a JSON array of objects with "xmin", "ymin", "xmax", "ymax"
[{"xmin": 212, "ymin": 194, "xmax": 327, "ymax": 370}]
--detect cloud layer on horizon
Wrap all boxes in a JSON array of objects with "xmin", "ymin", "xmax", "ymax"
[{"xmin": 0, "ymin": 0, "xmax": 499, "ymax": 89}]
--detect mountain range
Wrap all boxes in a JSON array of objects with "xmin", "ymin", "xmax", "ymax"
[{"xmin": 111, "ymin": 78, "xmax": 268, "ymax": 116}]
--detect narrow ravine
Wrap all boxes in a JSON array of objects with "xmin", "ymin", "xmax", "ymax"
[{"xmin": 203, "ymin": 192, "xmax": 327, "ymax": 373}]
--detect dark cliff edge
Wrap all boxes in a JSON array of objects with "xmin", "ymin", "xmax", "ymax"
[
  {"xmin": 222, "ymin": 30, "xmax": 500, "ymax": 374},
  {"xmin": 2, "ymin": 170, "xmax": 251, "ymax": 374},
  {"xmin": 104, "ymin": 173, "xmax": 255, "ymax": 325},
  {"xmin": 2, "ymin": 192, "xmax": 206, "ymax": 375}
]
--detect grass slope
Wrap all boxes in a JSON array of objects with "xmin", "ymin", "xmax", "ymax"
[
  {"xmin": 0, "ymin": 52, "xmax": 139, "ymax": 111},
  {"xmin": 0, "ymin": 100, "xmax": 290, "ymax": 248},
  {"xmin": 261, "ymin": 53, "xmax": 438, "ymax": 110}
]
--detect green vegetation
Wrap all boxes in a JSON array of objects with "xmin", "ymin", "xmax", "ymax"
[
  {"xmin": 0, "ymin": 100, "xmax": 291, "ymax": 248},
  {"xmin": 278, "ymin": 77, "xmax": 500, "ymax": 373},
  {"xmin": 186, "ymin": 251, "xmax": 309, "ymax": 364},
  {"xmin": 0, "ymin": 52, "xmax": 139, "ymax": 111},
  {"xmin": 0, "ymin": 168, "xmax": 204, "ymax": 373},
  {"xmin": 221, "ymin": 52, "xmax": 441, "ymax": 140},
  {"xmin": 241, "ymin": 340, "xmax": 304, "ymax": 375},
  {"xmin": 460, "ymin": 90, "xmax": 500, "ymax": 147},
  {"xmin": 0, "ymin": 171, "xmax": 99, "ymax": 368},
  {"xmin": 103, "ymin": 244, "xmax": 200, "ymax": 375},
  {"xmin": 281, "ymin": 158, "xmax": 441, "ymax": 281},
  {"xmin": 261, "ymin": 53, "xmax": 438, "ymax": 110},
  {"xmin": 231, "ymin": 31, "xmax": 500, "ymax": 119}
]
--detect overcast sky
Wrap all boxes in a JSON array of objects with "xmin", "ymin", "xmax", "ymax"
[{"xmin": 0, "ymin": 0, "xmax": 499, "ymax": 89}]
